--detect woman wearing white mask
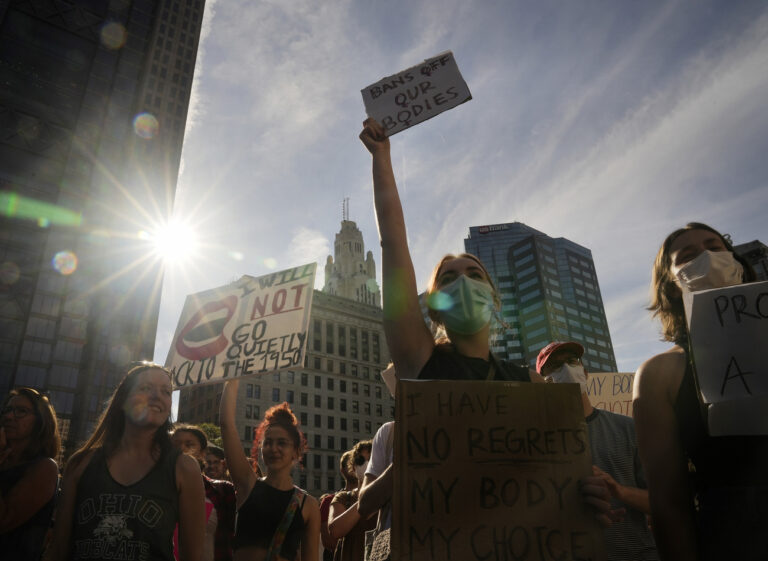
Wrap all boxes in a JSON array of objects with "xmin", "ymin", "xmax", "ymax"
[
  {"xmin": 328, "ymin": 441, "xmax": 373, "ymax": 561},
  {"xmin": 359, "ymin": 118, "xmax": 614, "ymax": 525},
  {"xmin": 633, "ymin": 222, "xmax": 762, "ymax": 561}
]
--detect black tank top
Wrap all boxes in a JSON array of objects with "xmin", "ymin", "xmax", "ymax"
[
  {"xmin": 72, "ymin": 447, "xmax": 180, "ymax": 561},
  {"xmin": 233, "ymin": 479, "xmax": 307, "ymax": 560},
  {"xmin": 418, "ymin": 344, "xmax": 530, "ymax": 382}
]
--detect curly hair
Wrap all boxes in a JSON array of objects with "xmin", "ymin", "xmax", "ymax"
[
  {"xmin": 649, "ymin": 222, "xmax": 755, "ymax": 343},
  {"xmin": 251, "ymin": 402, "xmax": 307, "ymax": 461},
  {"xmin": 3, "ymin": 387, "xmax": 60, "ymax": 460}
]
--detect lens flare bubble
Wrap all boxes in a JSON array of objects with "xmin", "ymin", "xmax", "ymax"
[
  {"xmin": 133, "ymin": 113, "xmax": 159, "ymax": 139},
  {"xmin": 137, "ymin": 230, "xmax": 151, "ymax": 241},
  {"xmin": 0, "ymin": 262, "xmax": 20, "ymax": 285},
  {"xmin": 228, "ymin": 251, "xmax": 244, "ymax": 261},
  {"xmin": 365, "ymin": 278, "xmax": 379, "ymax": 292},
  {"xmin": 52, "ymin": 251, "xmax": 78, "ymax": 276},
  {"xmin": 100, "ymin": 22, "xmax": 127, "ymax": 50},
  {"xmin": 263, "ymin": 258, "xmax": 277, "ymax": 269},
  {"xmin": 37, "ymin": 217, "xmax": 50, "ymax": 228},
  {"xmin": 426, "ymin": 291, "xmax": 453, "ymax": 311}
]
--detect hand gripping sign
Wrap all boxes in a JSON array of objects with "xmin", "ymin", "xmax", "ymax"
[
  {"xmin": 165, "ymin": 263, "xmax": 316, "ymax": 388},
  {"xmin": 361, "ymin": 51, "xmax": 472, "ymax": 136}
]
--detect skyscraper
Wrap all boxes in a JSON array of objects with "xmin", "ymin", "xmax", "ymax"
[
  {"xmin": 178, "ymin": 218, "xmax": 391, "ymax": 496},
  {"xmin": 0, "ymin": 0, "xmax": 205, "ymax": 452},
  {"xmin": 464, "ymin": 222, "xmax": 618, "ymax": 372}
]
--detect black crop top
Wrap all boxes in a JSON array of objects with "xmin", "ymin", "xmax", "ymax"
[
  {"xmin": 419, "ymin": 344, "xmax": 530, "ymax": 382},
  {"xmin": 233, "ymin": 479, "xmax": 306, "ymax": 560}
]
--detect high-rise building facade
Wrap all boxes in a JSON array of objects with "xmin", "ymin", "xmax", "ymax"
[
  {"xmin": 178, "ymin": 220, "xmax": 391, "ymax": 496},
  {"xmin": 0, "ymin": 0, "xmax": 205, "ymax": 452},
  {"xmin": 464, "ymin": 222, "xmax": 618, "ymax": 372},
  {"xmin": 735, "ymin": 240, "xmax": 768, "ymax": 282}
]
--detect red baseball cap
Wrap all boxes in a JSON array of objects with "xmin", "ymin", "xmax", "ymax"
[{"xmin": 536, "ymin": 341, "xmax": 585, "ymax": 374}]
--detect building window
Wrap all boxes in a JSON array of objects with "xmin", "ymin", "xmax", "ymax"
[
  {"xmin": 364, "ymin": 402, "xmax": 371, "ymax": 415},
  {"xmin": 350, "ymin": 328, "xmax": 358, "ymax": 358},
  {"xmin": 372, "ymin": 333, "xmax": 380, "ymax": 363},
  {"xmin": 339, "ymin": 362, "xmax": 346, "ymax": 374},
  {"xmin": 362, "ymin": 367, "xmax": 369, "ymax": 379},
  {"xmin": 273, "ymin": 372, "xmax": 280, "ymax": 382},
  {"xmin": 340, "ymin": 381, "xmax": 346, "ymax": 393},
  {"xmin": 326, "ymin": 322, "xmax": 335, "ymax": 354},
  {"xmin": 376, "ymin": 404, "xmax": 382, "ymax": 417},
  {"xmin": 313, "ymin": 320, "xmax": 322, "ymax": 351},
  {"xmin": 338, "ymin": 326, "xmax": 346, "ymax": 356},
  {"xmin": 341, "ymin": 437, "xmax": 348, "ymax": 450},
  {"xmin": 327, "ymin": 476, "xmax": 336, "ymax": 490},
  {"xmin": 314, "ymin": 414, "xmax": 321, "ymax": 428},
  {"xmin": 314, "ymin": 455, "xmax": 321, "ymax": 469},
  {"xmin": 351, "ymin": 365, "xmax": 358, "ymax": 377},
  {"xmin": 314, "ymin": 395, "xmax": 321, "ymax": 408},
  {"xmin": 327, "ymin": 360, "xmax": 334, "ymax": 373},
  {"xmin": 327, "ymin": 436, "xmax": 335, "ymax": 449},
  {"xmin": 353, "ymin": 419, "xmax": 360, "ymax": 432},
  {"xmin": 352, "ymin": 383, "xmax": 359, "ymax": 394},
  {"xmin": 314, "ymin": 376, "xmax": 321, "ymax": 389},
  {"xmin": 375, "ymin": 386, "xmax": 382, "ymax": 399},
  {"xmin": 364, "ymin": 384, "xmax": 370, "ymax": 397},
  {"xmin": 340, "ymin": 418, "xmax": 347, "ymax": 431},
  {"xmin": 328, "ymin": 416, "xmax": 335, "ymax": 429},
  {"xmin": 327, "ymin": 377, "xmax": 334, "ymax": 391},
  {"xmin": 272, "ymin": 388, "xmax": 280, "ymax": 402},
  {"xmin": 301, "ymin": 393, "xmax": 308, "ymax": 406},
  {"xmin": 362, "ymin": 331, "xmax": 369, "ymax": 361},
  {"xmin": 253, "ymin": 385, "xmax": 261, "ymax": 399},
  {"xmin": 327, "ymin": 397, "xmax": 334, "ymax": 410},
  {"xmin": 314, "ymin": 357, "xmax": 321, "ymax": 370},
  {"xmin": 301, "ymin": 412, "xmax": 307, "ymax": 426},
  {"xmin": 365, "ymin": 421, "xmax": 372, "ymax": 434},
  {"xmin": 286, "ymin": 390, "xmax": 294, "ymax": 403},
  {"xmin": 244, "ymin": 426, "xmax": 252, "ymax": 441},
  {"xmin": 301, "ymin": 373, "xmax": 308, "ymax": 386},
  {"xmin": 314, "ymin": 434, "xmax": 321, "ymax": 448},
  {"xmin": 327, "ymin": 455, "xmax": 335, "ymax": 470},
  {"xmin": 352, "ymin": 401, "xmax": 359, "ymax": 414},
  {"xmin": 246, "ymin": 384, "xmax": 253, "ymax": 397},
  {"xmin": 245, "ymin": 405, "xmax": 253, "ymax": 419},
  {"xmin": 340, "ymin": 399, "xmax": 347, "ymax": 412}
]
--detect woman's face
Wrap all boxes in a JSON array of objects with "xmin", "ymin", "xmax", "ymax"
[
  {"xmin": 124, "ymin": 368, "xmax": 172, "ymax": 427},
  {"xmin": 434, "ymin": 257, "xmax": 490, "ymax": 289},
  {"xmin": 261, "ymin": 425, "xmax": 298, "ymax": 471},
  {"xmin": 1, "ymin": 395, "xmax": 37, "ymax": 442},
  {"xmin": 668, "ymin": 229, "xmax": 729, "ymax": 270},
  {"xmin": 172, "ymin": 430, "xmax": 203, "ymax": 460}
]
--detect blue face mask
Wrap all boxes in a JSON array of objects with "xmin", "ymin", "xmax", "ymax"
[{"xmin": 432, "ymin": 275, "xmax": 494, "ymax": 335}]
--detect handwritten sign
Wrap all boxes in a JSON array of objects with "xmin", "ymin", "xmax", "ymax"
[
  {"xmin": 683, "ymin": 281, "xmax": 768, "ymax": 404},
  {"xmin": 585, "ymin": 373, "xmax": 634, "ymax": 417},
  {"xmin": 165, "ymin": 264, "xmax": 316, "ymax": 387},
  {"xmin": 393, "ymin": 380, "xmax": 605, "ymax": 561},
  {"xmin": 361, "ymin": 51, "xmax": 472, "ymax": 136}
]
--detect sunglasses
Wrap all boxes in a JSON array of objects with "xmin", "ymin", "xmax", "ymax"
[{"xmin": 1, "ymin": 405, "xmax": 34, "ymax": 418}]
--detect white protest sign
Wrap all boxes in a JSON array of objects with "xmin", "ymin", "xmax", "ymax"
[
  {"xmin": 683, "ymin": 280, "xmax": 768, "ymax": 404},
  {"xmin": 165, "ymin": 263, "xmax": 316, "ymax": 387},
  {"xmin": 585, "ymin": 372, "xmax": 634, "ymax": 417},
  {"xmin": 361, "ymin": 51, "xmax": 472, "ymax": 136}
]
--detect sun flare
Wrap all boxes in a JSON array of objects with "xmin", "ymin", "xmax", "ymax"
[{"xmin": 149, "ymin": 220, "xmax": 199, "ymax": 265}]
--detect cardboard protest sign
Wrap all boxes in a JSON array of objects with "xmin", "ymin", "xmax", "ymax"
[
  {"xmin": 683, "ymin": 281, "xmax": 768, "ymax": 404},
  {"xmin": 393, "ymin": 380, "xmax": 605, "ymax": 561},
  {"xmin": 361, "ymin": 51, "xmax": 472, "ymax": 136},
  {"xmin": 165, "ymin": 263, "xmax": 316, "ymax": 387},
  {"xmin": 585, "ymin": 372, "xmax": 634, "ymax": 417}
]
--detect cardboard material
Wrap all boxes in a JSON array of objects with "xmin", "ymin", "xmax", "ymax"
[
  {"xmin": 683, "ymin": 281, "xmax": 768, "ymax": 404},
  {"xmin": 393, "ymin": 380, "xmax": 605, "ymax": 561},
  {"xmin": 164, "ymin": 264, "xmax": 316, "ymax": 387},
  {"xmin": 585, "ymin": 372, "xmax": 635, "ymax": 417},
  {"xmin": 361, "ymin": 51, "xmax": 472, "ymax": 136}
]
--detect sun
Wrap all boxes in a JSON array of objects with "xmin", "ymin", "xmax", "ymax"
[{"xmin": 149, "ymin": 219, "xmax": 200, "ymax": 265}]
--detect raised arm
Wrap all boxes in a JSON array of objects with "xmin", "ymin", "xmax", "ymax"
[
  {"xmin": 219, "ymin": 379, "xmax": 256, "ymax": 499},
  {"xmin": 633, "ymin": 352, "xmax": 698, "ymax": 561},
  {"xmin": 175, "ymin": 453, "xmax": 206, "ymax": 561},
  {"xmin": 359, "ymin": 118, "xmax": 434, "ymax": 378}
]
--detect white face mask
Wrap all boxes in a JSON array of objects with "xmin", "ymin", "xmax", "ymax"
[
  {"xmin": 548, "ymin": 364, "xmax": 588, "ymax": 393},
  {"xmin": 673, "ymin": 250, "xmax": 743, "ymax": 292},
  {"xmin": 354, "ymin": 461, "xmax": 368, "ymax": 481}
]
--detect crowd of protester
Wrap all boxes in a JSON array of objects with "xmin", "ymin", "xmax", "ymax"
[{"xmin": 0, "ymin": 118, "xmax": 764, "ymax": 560}]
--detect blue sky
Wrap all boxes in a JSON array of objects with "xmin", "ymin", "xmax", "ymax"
[{"xmin": 153, "ymin": 0, "xmax": 768, "ymax": 373}]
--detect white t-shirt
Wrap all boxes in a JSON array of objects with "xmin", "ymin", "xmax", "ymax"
[{"xmin": 365, "ymin": 421, "xmax": 394, "ymax": 530}]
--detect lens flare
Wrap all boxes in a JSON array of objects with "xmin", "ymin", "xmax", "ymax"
[
  {"xmin": 52, "ymin": 251, "xmax": 78, "ymax": 276},
  {"xmin": 365, "ymin": 278, "xmax": 379, "ymax": 293},
  {"xmin": 263, "ymin": 258, "xmax": 277, "ymax": 269},
  {"xmin": 0, "ymin": 262, "xmax": 20, "ymax": 285},
  {"xmin": 150, "ymin": 220, "xmax": 199, "ymax": 265},
  {"xmin": 37, "ymin": 217, "xmax": 50, "ymax": 228},
  {"xmin": 100, "ymin": 22, "xmax": 127, "ymax": 50},
  {"xmin": 133, "ymin": 113, "xmax": 159, "ymax": 139},
  {"xmin": 228, "ymin": 251, "xmax": 244, "ymax": 261},
  {"xmin": 426, "ymin": 291, "xmax": 453, "ymax": 311}
]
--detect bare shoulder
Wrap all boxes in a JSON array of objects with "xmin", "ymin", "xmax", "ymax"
[
  {"xmin": 634, "ymin": 346, "xmax": 687, "ymax": 402},
  {"xmin": 64, "ymin": 449, "xmax": 97, "ymax": 481},
  {"xmin": 175, "ymin": 451, "xmax": 203, "ymax": 477},
  {"xmin": 303, "ymin": 492, "xmax": 320, "ymax": 512}
]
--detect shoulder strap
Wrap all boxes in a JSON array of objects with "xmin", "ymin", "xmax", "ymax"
[{"xmin": 265, "ymin": 487, "xmax": 302, "ymax": 561}]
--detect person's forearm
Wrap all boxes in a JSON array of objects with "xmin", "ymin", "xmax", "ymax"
[
  {"xmin": 328, "ymin": 503, "xmax": 361, "ymax": 539},
  {"xmin": 615, "ymin": 485, "xmax": 651, "ymax": 515},
  {"xmin": 358, "ymin": 465, "xmax": 393, "ymax": 518},
  {"xmin": 650, "ymin": 492, "xmax": 698, "ymax": 561}
]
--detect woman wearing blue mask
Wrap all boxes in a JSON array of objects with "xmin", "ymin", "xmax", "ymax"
[
  {"xmin": 359, "ymin": 118, "xmax": 541, "ymax": 384},
  {"xmin": 633, "ymin": 223, "xmax": 763, "ymax": 561},
  {"xmin": 359, "ymin": 118, "xmax": 614, "ymax": 526}
]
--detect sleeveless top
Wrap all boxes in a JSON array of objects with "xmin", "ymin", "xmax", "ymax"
[
  {"xmin": 0, "ymin": 456, "xmax": 57, "ymax": 561},
  {"xmin": 72, "ymin": 447, "xmax": 181, "ymax": 561},
  {"xmin": 418, "ymin": 344, "xmax": 530, "ymax": 382},
  {"xmin": 674, "ymin": 354, "xmax": 768, "ymax": 559},
  {"xmin": 233, "ymin": 479, "xmax": 307, "ymax": 560}
]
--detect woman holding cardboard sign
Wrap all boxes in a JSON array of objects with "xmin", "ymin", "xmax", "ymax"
[
  {"xmin": 358, "ymin": 118, "xmax": 614, "ymax": 525},
  {"xmin": 633, "ymin": 222, "xmax": 764, "ymax": 561}
]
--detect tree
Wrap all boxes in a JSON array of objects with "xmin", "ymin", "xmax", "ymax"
[{"xmin": 198, "ymin": 422, "xmax": 223, "ymax": 448}]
